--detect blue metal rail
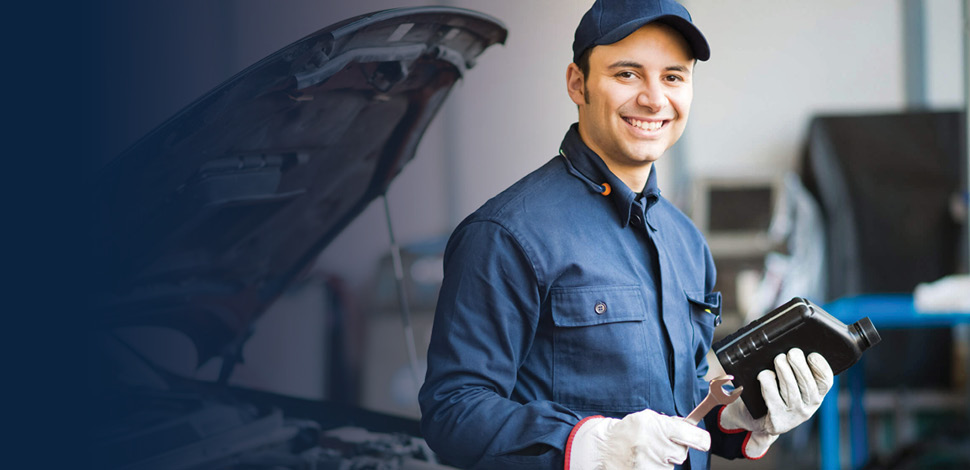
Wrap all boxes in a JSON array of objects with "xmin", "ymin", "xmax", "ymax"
[{"xmin": 819, "ymin": 294, "xmax": 969, "ymax": 470}]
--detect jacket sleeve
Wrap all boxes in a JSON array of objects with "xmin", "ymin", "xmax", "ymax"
[{"xmin": 419, "ymin": 220, "xmax": 582, "ymax": 469}]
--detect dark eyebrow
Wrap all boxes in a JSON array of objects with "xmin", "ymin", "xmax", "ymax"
[
  {"xmin": 607, "ymin": 61, "xmax": 692, "ymax": 74},
  {"xmin": 665, "ymin": 65, "xmax": 691, "ymax": 74},
  {"xmin": 607, "ymin": 60, "xmax": 643, "ymax": 69}
]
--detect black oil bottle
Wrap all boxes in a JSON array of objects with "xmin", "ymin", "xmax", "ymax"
[{"xmin": 713, "ymin": 297, "xmax": 881, "ymax": 418}]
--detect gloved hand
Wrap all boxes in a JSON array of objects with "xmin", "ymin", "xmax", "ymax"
[
  {"xmin": 719, "ymin": 348, "xmax": 834, "ymax": 459},
  {"xmin": 567, "ymin": 408, "xmax": 710, "ymax": 470}
]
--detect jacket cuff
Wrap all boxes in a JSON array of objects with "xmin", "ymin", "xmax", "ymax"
[
  {"xmin": 705, "ymin": 405, "xmax": 753, "ymax": 460},
  {"xmin": 564, "ymin": 415, "xmax": 604, "ymax": 470}
]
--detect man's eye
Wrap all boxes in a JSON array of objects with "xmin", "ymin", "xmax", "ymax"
[
  {"xmin": 665, "ymin": 75, "xmax": 684, "ymax": 82},
  {"xmin": 616, "ymin": 71, "xmax": 636, "ymax": 79}
]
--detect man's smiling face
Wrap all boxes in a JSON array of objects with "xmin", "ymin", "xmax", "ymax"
[{"xmin": 567, "ymin": 22, "xmax": 694, "ymax": 188}]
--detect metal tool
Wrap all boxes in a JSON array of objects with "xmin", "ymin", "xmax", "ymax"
[{"xmin": 684, "ymin": 375, "xmax": 744, "ymax": 425}]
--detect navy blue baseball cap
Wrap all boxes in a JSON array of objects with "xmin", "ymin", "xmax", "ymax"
[{"xmin": 572, "ymin": 0, "xmax": 710, "ymax": 63}]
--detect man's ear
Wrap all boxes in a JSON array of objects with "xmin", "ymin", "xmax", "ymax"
[{"xmin": 566, "ymin": 62, "xmax": 586, "ymax": 106}]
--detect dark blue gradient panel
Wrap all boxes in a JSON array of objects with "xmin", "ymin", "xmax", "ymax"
[{"xmin": 85, "ymin": 2, "xmax": 507, "ymax": 469}]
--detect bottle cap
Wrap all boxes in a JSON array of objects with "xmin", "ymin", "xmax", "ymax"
[{"xmin": 853, "ymin": 317, "xmax": 881, "ymax": 349}]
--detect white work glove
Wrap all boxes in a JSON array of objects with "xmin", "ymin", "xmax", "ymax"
[
  {"xmin": 719, "ymin": 348, "xmax": 834, "ymax": 459},
  {"xmin": 567, "ymin": 409, "xmax": 710, "ymax": 470}
]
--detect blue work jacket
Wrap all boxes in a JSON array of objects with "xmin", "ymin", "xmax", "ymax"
[{"xmin": 419, "ymin": 124, "xmax": 748, "ymax": 469}]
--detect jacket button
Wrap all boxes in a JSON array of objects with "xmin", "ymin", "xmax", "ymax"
[
  {"xmin": 594, "ymin": 301, "xmax": 607, "ymax": 315},
  {"xmin": 631, "ymin": 214, "xmax": 643, "ymax": 226}
]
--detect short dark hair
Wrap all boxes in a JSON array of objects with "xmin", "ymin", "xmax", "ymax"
[
  {"xmin": 573, "ymin": 48, "xmax": 593, "ymax": 105},
  {"xmin": 575, "ymin": 47, "xmax": 593, "ymax": 79}
]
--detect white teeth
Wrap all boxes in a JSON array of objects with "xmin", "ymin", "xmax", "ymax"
[{"xmin": 629, "ymin": 118, "xmax": 662, "ymax": 131}]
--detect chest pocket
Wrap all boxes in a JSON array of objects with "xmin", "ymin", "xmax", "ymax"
[
  {"xmin": 686, "ymin": 290, "xmax": 722, "ymax": 360},
  {"xmin": 550, "ymin": 285, "xmax": 657, "ymax": 412}
]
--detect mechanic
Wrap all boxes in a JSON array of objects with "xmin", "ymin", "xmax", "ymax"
[{"xmin": 419, "ymin": 1, "xmax": 834, "ymax": 469}]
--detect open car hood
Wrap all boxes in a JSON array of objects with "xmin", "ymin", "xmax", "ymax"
[{"xmin": 93, "ymin": 7, "xmax": 507, "ymax": 366}]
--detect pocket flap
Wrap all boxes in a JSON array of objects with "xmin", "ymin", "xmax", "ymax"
[
  {"xmin": 551, "ymin": 285, "xmax": 647, "ymax": 327},
  {"xmin": 685, "ymin": 290, "xmax": 722, "ymax": 326}
]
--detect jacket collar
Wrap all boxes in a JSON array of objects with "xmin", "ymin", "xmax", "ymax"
[{"xmin": 558, "ymin": 123, "xmax": 661, "ymax": 227}]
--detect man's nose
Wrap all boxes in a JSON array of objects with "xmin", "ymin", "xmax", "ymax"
[{"xmin": 636, "ymin": 82, "xmax": 665, "ymax": 111}]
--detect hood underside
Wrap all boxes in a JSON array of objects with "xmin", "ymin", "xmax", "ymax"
[{"xmin": 93, "ymin": 7, "xmax": 506, "ymax": 365}]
